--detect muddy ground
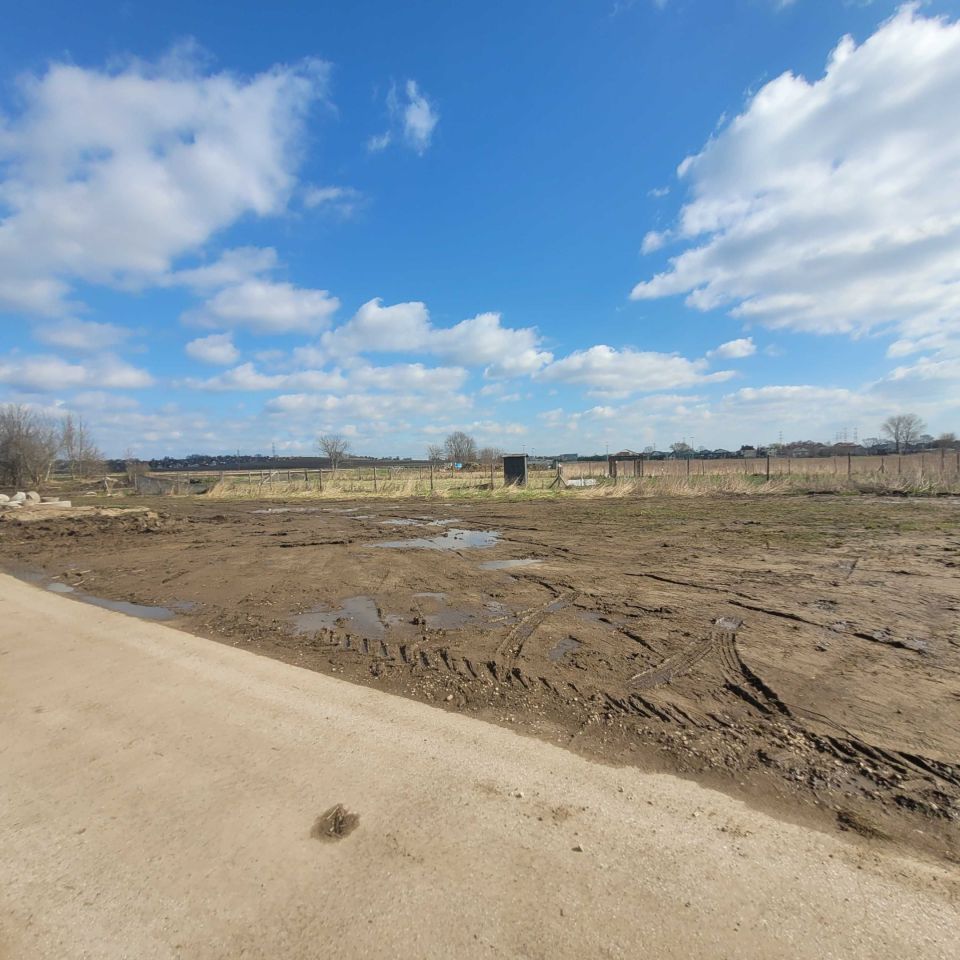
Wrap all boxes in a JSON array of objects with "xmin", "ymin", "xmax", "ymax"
[{"xmin": 3, "ymin": 493, "xmax": 959, "ymax": 862}]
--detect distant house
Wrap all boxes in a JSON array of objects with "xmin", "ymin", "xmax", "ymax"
[{"xmin": 739, "ymin": 445, "xmax": 758, "ymax": 459}]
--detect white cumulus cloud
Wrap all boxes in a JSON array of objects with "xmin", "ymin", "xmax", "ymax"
[
  {"xmin": 189, "ymin": 279, "xmax": 339, "ymax": 335},
  {"xmin": 631, "ymin": 7, "xmax": 960, "ymax": 351},
  {"xmin": 33, "ymin": 319, "xmax": 131, "ymax": 352},
  {"xmin": 0, "ymin": 49, "xmax": 328, "ymax": 316},
  {"xmin": 538, "ymin": 344, "xmax": 734, "ymax": 395},
  {"xmin": 321, "ymin": 299, "xmax": 551, "ymax": 376},
  {"xmin": 708, "ymin": 337, "xmax": 756, "ymax": 359},
  {"xmin": 0, "ymin": 353, "xmax": 154, "ymax": 391},
  {"xmin": 185, "ymin": 333, "xmax": 240, "ymax": 365}
]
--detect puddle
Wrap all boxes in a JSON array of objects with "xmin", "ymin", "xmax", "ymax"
[
  {"xmin": 373, "ymin": 528, "xmax": 500, "ymax": 551},
  {"xmin": 252, "ymin": 507, "xmax": 324, "ymax": 515},
  {"xmin": 293, "ymin": 596, "xmax": 386, "ymax": 638},
  {"xmin": 548, "ymin": 637, "xmax": 583, "ymax": 662},
  {"xmin": 414, "ymin": 594, "xmax": 517, "ymax": 632},
  {"xmin": 383, "ymin": 518, "xmax": 427, "ymax": 527},
  {"xmin": 41, "ymin": 580, "xmax": 177, "ymax": 620},
  {"xmin": 426, "ymin": 608, "xmax": 474, "ymax": 630},
  {"xmin": 566, "ymin": 478, "xmax": 598, "ymax": 487},
  {"xmin": 292, "ymin": 591, "xmax": 518, "ymax": 638},
  {"xmin": 714, "ymin": 616, "xmax": 744, "ymax": 632},
  {"xmin": 479, "ymin": 558, "xmax": 543, "ymax": 571},
  {"xmin": 0, "ymin": 566, "xmax": 181, "ymax": 622}
]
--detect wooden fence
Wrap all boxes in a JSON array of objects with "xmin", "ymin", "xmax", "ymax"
[
  {"xmin": 559, "ymin": 450, "xmax": 960, "ymax": 481},
  {"xmin": 149, "ymin": 450, "xmax": 960, "ymax": 497}
]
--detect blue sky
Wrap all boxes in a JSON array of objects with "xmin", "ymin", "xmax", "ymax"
[{"xmin": 2, "ymin": 0, "xmax": 960, "ymax": 456}]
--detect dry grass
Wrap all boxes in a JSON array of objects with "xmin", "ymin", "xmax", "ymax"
[{"xmin": 201, "ymin": 469, "xmax": 960, "ymax": 502}]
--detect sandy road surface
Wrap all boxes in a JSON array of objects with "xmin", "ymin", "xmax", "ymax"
[{"xmin": 1, "ymin": 574, "xmax": 957, "ymax": 959}]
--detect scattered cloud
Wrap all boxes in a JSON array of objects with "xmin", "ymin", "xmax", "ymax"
[
  {"xmin": 166, "ymin": 247, "xmax": 280, "ymax": 292},
  {"xmin": 400, "ymin": 80, "xmax": 439, "ymax": 154},
  {"xmin": 188, "ymin": 279, "xmax": 339, "ymax": 335},
  {"xmin": 33, "ymin": 319, "xmax": 131, "ymax": 352},
  {"xmin": 321, "ymin": 299, "xmax": 551, "ymax": 376},
  {"xmin": 708, "ymin": 337, "xmax": 756, "ymax": 359},
  {"xmin": 631, "ymin": 7, "xmax": 960, "ymax": 353},
  {"xmin": 538, "ymin": 344, "xmax": 734, "ymax": 395},
  {"xmin": 303, "ymin": 185, "xmax": 365, "ymax": 219},
  {"xmin": 369, "ymin": 79, "xmax": 439, "ymax": 156},
  {"xmin": 185, "ymin": 333, "xmax": 240, "ymax": 365},
  {"xmin": 187, "ymin": 360, "xmax": 465, "ymax": 395},
  {"xmin": 0, "ymin": 49, "xmax": 329, "ymax": 317},
  {"xmin": 0, "ymin": 353, "xmax": 153, "ymax": 391},
  {"xmin": 366, "ymin": 131, "xmax": 392, "ymax": 153},
  {"xmin": 641, "ymin": 230, "xmax": 668, "ymax": 254}
]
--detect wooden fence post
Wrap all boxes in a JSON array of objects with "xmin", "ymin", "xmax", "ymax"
[
  {"xmin": 318, "ymin": 468, "xmax": 323, "ymax": 492},
  {"xmin": 847, "ymin": 454, "xmax": 851, "ymax": 477},
  {"xmin": 429, "ymin": 463, "xmax": 434, "ymax": 492},
  {"xmin": 373, "ymin": 466, "xmax": 378, "ymax": 492},
  {"xmin": 766, "ymin": 455, "xmax": 770, "ymax": 481}
]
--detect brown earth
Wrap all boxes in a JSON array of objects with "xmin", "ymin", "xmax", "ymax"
[{"xmin": 2, "ymin": 492, "xmax": 959, "ymax": 862}]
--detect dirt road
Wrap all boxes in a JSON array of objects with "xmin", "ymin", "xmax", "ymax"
[{"xmin": 1, "ymin": 574, "xmax": 958, "ymax": 959}]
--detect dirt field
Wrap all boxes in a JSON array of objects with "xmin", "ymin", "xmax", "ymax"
[{"xmin": 3, "ymin": 492, "xmax": 959, "ymax": 861}]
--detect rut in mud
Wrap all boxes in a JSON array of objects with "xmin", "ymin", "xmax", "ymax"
[{"xmin": 3, "ymin": 492, "xmax": 959, "ymax": 860}]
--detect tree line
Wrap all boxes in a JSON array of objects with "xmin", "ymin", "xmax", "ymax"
[
  {"xmin": 318, "ymin": 430, "xmax": 503, "ymax": 470},
  {"xmin": 0, "ymin": 404, "xmax": 104, "ymax": 489}
]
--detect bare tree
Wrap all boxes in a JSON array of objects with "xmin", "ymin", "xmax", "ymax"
[
  {"xmin": 443, "ymin": 431, "xmax": 477, "ymax": 464},
  {"xmin": 426, "ymin": 444, "xmax": 445, "ymax": 464},
  {"xmin": 477, "ymin": 446, "xmax": 503, "ymax": 466},
  {"xmin": 124, "ymin": 447, "xmax": 149, "ymax": 484},
  {"xmin": 881, "ymin": 413, "xmax": 926, "ymax": 454},
  {"xmin": 318, "ymin": 433, "xmax": 350, "ymax": 472},
  {"xmin": 0, "ymin": 404, "xmax": 62, "ymax": 489},
  {"xmin": 61, "ymin": 413, "xmax": 105, "ymax": 478},
  {"xmin": 670, "ymin": 441, "xmax": 693, "ymax": 457},
  {"xmin": 934, "ymin": 432, "xmax": 957, "ymax": 449}
]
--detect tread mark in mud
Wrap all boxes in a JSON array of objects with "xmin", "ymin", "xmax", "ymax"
[
  {"xmin": 315, "ymin": 610, "xmax": 960, "ymax": 796},
  {"xmin": 629, "ymin": 633, "xmax": 720, "ymax": 688},
  {"xmin": 495, "ymin": 589, "xmax": 580, "ymax": 665}
]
